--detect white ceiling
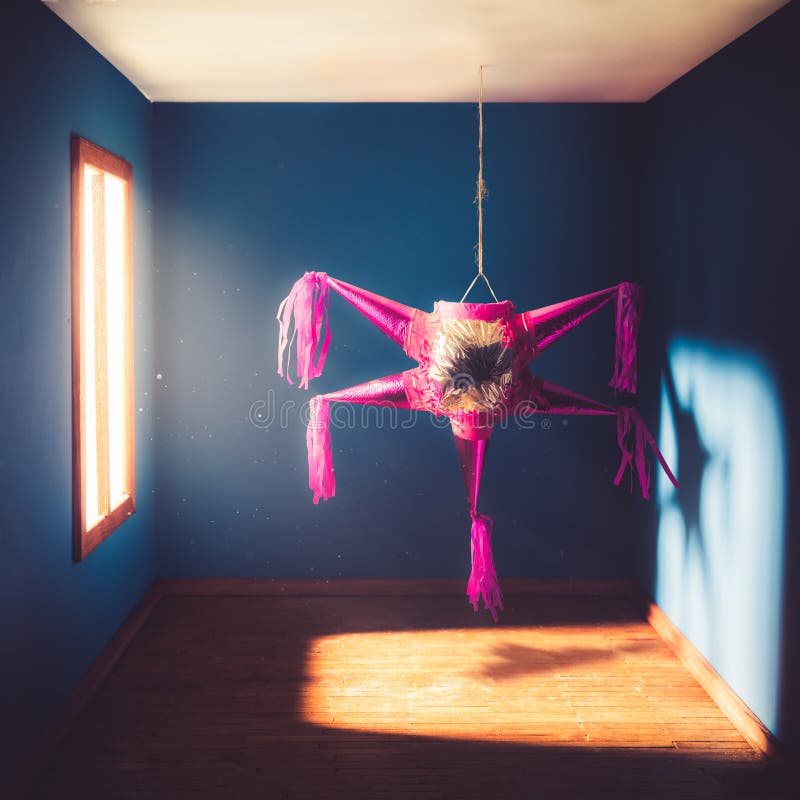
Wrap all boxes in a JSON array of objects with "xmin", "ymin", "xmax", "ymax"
[{"xmin": 42, "ymin": 0, "xmax": 789, "ymax": 102}]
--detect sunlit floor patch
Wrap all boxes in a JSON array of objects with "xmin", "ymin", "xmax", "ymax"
[{"xmin": 301, "ymin": 623, "xmax": 743, "ymax": 747}]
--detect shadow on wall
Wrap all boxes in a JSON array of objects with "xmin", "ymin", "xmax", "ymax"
[{"xmin": 655, "ymin": 338, "xmax": 786, "ymax": 734}]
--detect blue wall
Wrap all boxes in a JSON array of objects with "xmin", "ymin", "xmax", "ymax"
[
  {"xmin": 638, "ymin": 0, "xmax": 799, "ymax": 749},
  {"xmin": 0, "ymin": 0, "xmax": 156, "ymax": 769},
  {"xmin": 152, "ymin": 102, "xmax": 643, "ymax": 582}
]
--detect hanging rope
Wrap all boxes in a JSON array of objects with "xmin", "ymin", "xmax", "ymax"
[{"xmin": 462, "ymin": 65, "xmax": 499, "ymax": 304}]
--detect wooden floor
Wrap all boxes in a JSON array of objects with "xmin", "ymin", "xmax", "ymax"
[{"xmin": 30, "ymin": 584, "xmax": 791, "ymax": 799}]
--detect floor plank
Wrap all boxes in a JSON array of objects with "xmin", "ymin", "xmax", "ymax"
[{"xmin": 29, "ymin": 590, "xmax": 791, "ymax": 799}]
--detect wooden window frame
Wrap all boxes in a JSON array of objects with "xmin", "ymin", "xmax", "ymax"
[{"xmin": 71, "ymin": 136, "xmax": 136, "ymax": 561}]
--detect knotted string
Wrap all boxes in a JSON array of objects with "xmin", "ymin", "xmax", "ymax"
[{"xmin": 462, "ymin": 66, "xmax": 500, "ymax": 304}]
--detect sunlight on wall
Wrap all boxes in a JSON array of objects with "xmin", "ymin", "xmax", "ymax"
[{"xmin": 656, "ymin": 338, "xmax": 786, "ymax": 733}]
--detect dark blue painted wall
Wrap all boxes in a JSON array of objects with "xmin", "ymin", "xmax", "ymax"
[
  {"xmin": 0, "ymin": 0, "xmax": 156, "ymax": 769},
  {"xmin": 153, "ymin": 103, "xmax": 643, "ymax": 581},
  {"xmin": 638, "ymin": 0, "xmax": 799, "ymax": 749}
]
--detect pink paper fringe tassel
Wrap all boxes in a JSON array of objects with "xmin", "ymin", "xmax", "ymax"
[
  {"xmin": 610, "ymin": 282, "xmax": 642, "ymax": 394},
  {"xmin": 467, "ymin": 512, "xmax": 504, "ymax": 622},
  {"xmin": 277, "ymin": 271, "xmax": 331, "ymax": 390},
  {"xmin": 307, "ymin": 395, "xmax": 335, "ymax": 504},
  {"xmin": 614, "ymin": 407, "xmax": 679, "ymax": 500}
]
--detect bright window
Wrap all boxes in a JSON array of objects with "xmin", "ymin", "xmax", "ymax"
[{"xmin": 71, "ymin": 136, "xmax": 135, "ymax": 560}]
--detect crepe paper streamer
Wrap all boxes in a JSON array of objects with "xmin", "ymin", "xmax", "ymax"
[
  {"xmin": 307, "ymin": 395, "xmax": 334, "ymax": 504},
  {"xmin": 276, "ymin": 271, "xmax": 331, "ymax": 389},
  {"xmin": 467, "ymin": 513, "xmax": 503, "ymax": 623},
  {"xmin": 614, "ymin": 406, "xmax": 679, "ymax": 501},
  {"xmin": 610, "ymin": 282, "xmax": 643, "ymax": 394},
  {"xmin": 276, "ymin": 273, "xmax": 677, "ymax": 619}
]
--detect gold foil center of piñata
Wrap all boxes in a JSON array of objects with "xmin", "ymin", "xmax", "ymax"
[{"xmin": 429, "ymin": 319, "xmax": 513, "ymax": 413}]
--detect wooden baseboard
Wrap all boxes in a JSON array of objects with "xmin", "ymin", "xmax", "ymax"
[
  {"xmin": 11, "ymin": 576, "xmax": 783, "ymax": 796},
  {"xmin": 157, "ymin": 576, "xmax": 635, "ymax": 597},
  {"xmin": 626, "ymin": 583, "xmax": 783, "ymax": 764}
]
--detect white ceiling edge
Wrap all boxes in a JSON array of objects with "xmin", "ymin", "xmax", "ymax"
[{"xmin": 41, "ymin": 0, "xmax": 790, "ymax": 103}]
